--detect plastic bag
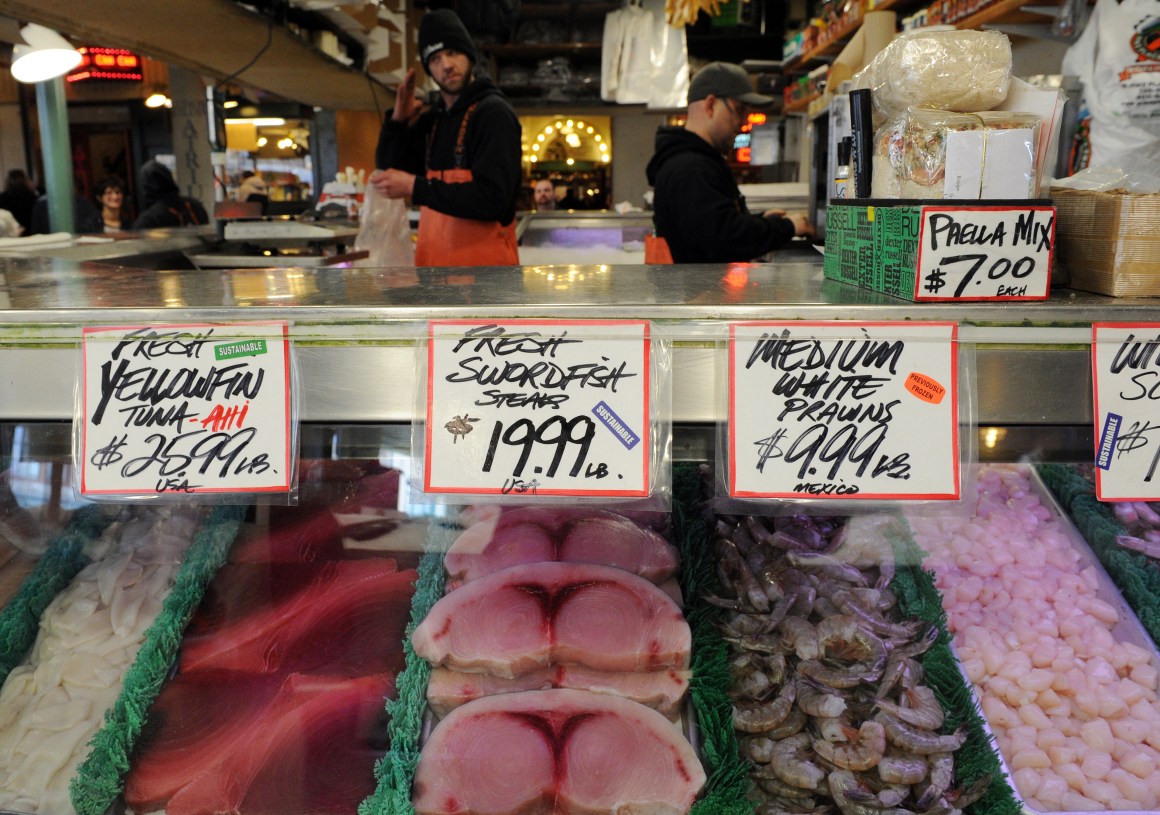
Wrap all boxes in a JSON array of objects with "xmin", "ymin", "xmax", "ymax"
[
  {"xmin": 615, "ymin": 2, "xmax": 654, "ymax": 104},
  {"xmin": 1061, "ymin": 0, "xmax": 1160, "ymax": 178},
  {"xmin": 354, "ymin": 184, "xmax": 414, "ymax": 267},
  {"xmin": 872, "ymin": 108, "xmax": 1041, "ymax": 199},
  {"xmin": 852, "ymin": 29, "xmax": 1012, "ymax": 122},
  {"xmin": 646, "ymin": 0, "xmax": 689, "ymax": 109}
]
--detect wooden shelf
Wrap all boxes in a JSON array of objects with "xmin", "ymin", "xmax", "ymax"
[
  {"xmin": 519, "ymin": 3, "xmax": 619, "ymax": 20},
  {"xmin": 955, "ymin": 0, "xmax": 1040, "ymax": 31},
  {"xmin": 785, "ymin": 94, "xmax": 821, "ymax": 113},
  {"xmin": 785, "ymin": 0, "xmax": 914, "ymax": 69}
]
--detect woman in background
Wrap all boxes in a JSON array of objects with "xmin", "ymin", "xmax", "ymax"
[{"xmin": 94, "ymin": 177, "xmax": 128, "ymax": 232}]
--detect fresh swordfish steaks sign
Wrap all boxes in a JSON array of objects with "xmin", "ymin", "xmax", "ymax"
[
  {"xmin": 79, "ymin": 323, "xmax": 292, "ymax": 496},
  {"xmin": 425, "ymin": 320, "xmax": 651, "ymax": 497},
  {"xmin": 729, "ymin": 321, "xmax": 959, "ymax": 499}
]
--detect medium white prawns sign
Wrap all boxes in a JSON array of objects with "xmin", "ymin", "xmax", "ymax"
[
  {"xmin": 729, "ymin": 321, "xmax": 959, "ymax": 499},
  {"xmin": 80, "ymin": 323, "xmax": 292, "ymax": 496},
  {"xmin": 424, "ymin": 320, "xmax": 651, "ymax": 497}
]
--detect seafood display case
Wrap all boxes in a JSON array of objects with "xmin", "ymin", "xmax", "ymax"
[{"xmin": 2, "ymin": 254, "xmax": 1160, "ymax": 815}]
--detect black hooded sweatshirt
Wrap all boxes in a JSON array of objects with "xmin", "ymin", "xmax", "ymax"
[
  {"xmin": 645, "ymin": 126, "xmax": 795, "ymax": 263},
  {"xmin": 133, "ymin": 161, "xmax": 208, "ymax": 229},
  {"xmin": 374, "ymin": 75, "xmax": 520, "ymax": 226}
]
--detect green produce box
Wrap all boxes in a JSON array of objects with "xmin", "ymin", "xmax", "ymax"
[{"xmin": 823, "ymin": 199, "xmax": 1056, "ymax": 302}]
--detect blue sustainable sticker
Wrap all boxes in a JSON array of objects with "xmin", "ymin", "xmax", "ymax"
[
  {"xmin": 1097, "ymin": 412, "xmax": 1122, "ymax": 470},
  {"xmin": 592, "ymin": 401, "xmax": 640, "ymax": 450}
]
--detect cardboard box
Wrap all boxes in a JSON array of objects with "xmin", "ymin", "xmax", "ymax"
[
  {"xmin": 824, "ymin": 199, "xmax": 1055, "ymax": 301},
  {"xmin": 1053, "ymin": 188, "xmax": 1160, "ymax": 297}
]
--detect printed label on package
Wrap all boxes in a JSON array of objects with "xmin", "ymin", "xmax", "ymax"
[
  {"xmin": 80, "ymin": 323, "xmax": 292, "ymax": 496},
  {"xmin": 915, "ymin": 206, "xmax": 1054, "ymax": 301},
  {"xmin": 728, "ymin": 321, "xmax": 960, "ymax": 500},
  {"xmin": 1092, "ymin": 323, "xmax": 1160, "ymax": 501},
  {"xmin": 424, "ymin": 320, "xmax": 651, "ymax": 497}
]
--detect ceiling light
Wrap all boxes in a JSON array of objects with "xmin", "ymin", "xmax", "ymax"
[
  {"xmin": 565, "ymin": 133, "xmax": 581, "ymax": 148},
  {"xmin": 10, "ymin": 24, "xmax": 83, "ymax": 84},
  {"xmin": 144, "ymin": 91, "xmax": 171, "ymax": 108},
  {"xmin": 226, "ymin": 117, "xmax": 286, "ymax": 126},
  {"xmin": 223, "ymin": 99, "xmax": 239, "ymax": 109},
  {"xmin": 257, "ymin": 136, "xmax": 268, "ymax": 147}
]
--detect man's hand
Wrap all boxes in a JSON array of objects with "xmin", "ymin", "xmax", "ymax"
[
  {"xmin": 369, "ymin": 169, "xmax": 416, "ymax": 199},
  {"xmin": 391, "ymin": 69, "xmax": 424, "ymax": 124},
  {"xmin": 764, "ymin": 209, "xmax": 816, "ymax": 240}
]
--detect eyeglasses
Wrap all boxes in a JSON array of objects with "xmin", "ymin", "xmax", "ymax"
[{"xmin": 720, "ymin": 98, "xmax": 746, "ymax": 125}]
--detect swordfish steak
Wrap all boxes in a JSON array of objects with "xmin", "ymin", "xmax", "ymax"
[
  {"xmin": 412, "ymin": 688, "xmax": 705, "ymax": 815},
  {"xmin": 412, "ymin": 562, "xmax": 690, "ymax": 678},
  {"xmin": 444, "ymin": 507, "xmax": 679, "ymax": 586}
]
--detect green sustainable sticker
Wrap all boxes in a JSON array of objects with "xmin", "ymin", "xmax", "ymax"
[{"xmin": 214, "ymin": 339, "xmax": 268, "ymax": 360}]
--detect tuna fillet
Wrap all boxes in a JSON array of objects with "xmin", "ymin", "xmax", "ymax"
[
  {"xmin": 426, "ymin": 665, "xmax": 690, "ymax": 719},
  {"xmin": 180, "ymin": 560, "xmax": 416, "ymax": 675},
  {"xmin": 445, "ymin": 507, "xmax": 679, "ymax": 585},
  {"xmin": 412, "ymin": 688, "xmax": 705, "ymax": 815},
  {"xmin": 412, "ymin": 561, "xmax": 690, "ymax": 678}
]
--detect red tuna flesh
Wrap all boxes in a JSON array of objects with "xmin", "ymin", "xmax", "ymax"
[
  {"xmin": 180, "ymin": 560, "xmax": 416, "ymax": 675},
  {"xmin": 412, "ymin": 561, "xmax": 690, "ymax": 678},
  {"xmin": 426, "ymin": 665, "xmax": 690, "ymax": 719},
  {"xmin": 412, "ymin": 688, "xmax": 705, "ymax": 815},
  {"xmin": 445, "ymin": 507, "xmax": 679, "ymax": 585},
  {"xmin": 159, "ymin": 672, "xmax": 392, "ymax": 815}
]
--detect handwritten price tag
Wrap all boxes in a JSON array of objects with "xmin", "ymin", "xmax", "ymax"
[
  {"xmin": 1092, "ymin": 323, "xmax": 1160, "ymax": 502},
  {"xmin": 80, "ymin": 323, "xmax": 293, "ymax": 496},
  {"xmin": 728, "ymin": 321, "xmax": 960, "ymax": 500},
  {"xmin": 424, "ymin": 320, "xmax": 651, "ymax": 497},
  {"xmin": 915, "ymin": 206, "xmax": 1053, "ymax": 301}
]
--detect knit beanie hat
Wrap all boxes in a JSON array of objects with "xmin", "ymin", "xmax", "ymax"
[{"xmin": 418, "ymin": 9, "xmax": 477, "ymax": 74}]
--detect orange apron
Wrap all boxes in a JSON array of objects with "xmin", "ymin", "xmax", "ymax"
[
  {"xmin": 644, "ymin": 234, "xmax": 674, "ymax": 264},
  {"xmin": 415, "ymin": 167, "xmax": 519, "ymax": 267}
]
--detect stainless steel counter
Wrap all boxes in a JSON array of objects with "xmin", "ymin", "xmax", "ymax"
[{"xmin": 0, "ymin": 254, "xmax": 1154, "ymax": 456}]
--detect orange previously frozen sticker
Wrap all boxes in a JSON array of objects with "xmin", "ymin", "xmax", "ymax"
[{"xmin": 905, "ymin": 372, "xmax": 946, "ymax": 404}]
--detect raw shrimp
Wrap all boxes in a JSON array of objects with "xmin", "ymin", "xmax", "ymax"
[
  {"xmin": 799, "ymin": 659, "xmax": 878, "ymax": 689},
  {"xmin": 878, "ymin": 749, "xmax": 929, "ymax": 785},
  {"xmin": 788, "ymin": 551, "xmax": 869, "ymax": 586},
  {"xmin": 946, "ymin": 775, "xmax": 991, "ymax": 809},
  {"xmin": 915, "ymin": 752, "xmax": 953, "ymax": 809},
  {"xmin": 816, "ymin": 714, "xmax": 852, "ymax": 743},
  {"xmin": 718, "ymin": 537, "xmax": 770, "ymax": 612},
  {"xmin": 753, "ymin": 766, "xmax": 820, "ymax": 800},
  {"xmin": 766, "ymin": 708, "xmax": 809, "ymax": 739},
  {"xmin": 812, "ymin": 720, "xmax": 886, "ymax": 771},
  {"xmin": 1116, "ymin": 534, "xmax": 1160, "ymax": 559},
  {"xmin": 875, "ymin": 711, "xmax": 967, "ymax": 755},
  {"xmin": 734, "ymin": 680, "xmax": 797, "ymax": 733},
  {"xmin": 797, "ymin": 677, "xmax": 848, "ymax": 718},
  {"xmin": 827, "ymin": 770, "xmax": 904, "ymax": 815},
  {"xmin": 875, "ymin": 686, "xmax": 944, "ymax": 730},
  {"xmin": 770, "ymin": 733, "xmax": 827, "ymax": 790},
  {"xmin": 832, "ymin": 590, "xmax": 927, "ymax": 641},
  {"xmin": 741, "ymin": 735, "xmax": 775, "ymax": 764},
  {"xmin": 778, "ymin": 616, "xmax": 820, "ymax": 661},
  {"xmin": 730, "ymin": 651, "xmax": 785, "ymax": 698}
]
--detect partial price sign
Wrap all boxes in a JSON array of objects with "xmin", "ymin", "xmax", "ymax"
[
  {"xmin": 80, "ymin": 323, "xmax": 292, "ymax": 496},
  {"xmin": 1092, "ymin": 323, "xmax": 1160, "ymax": 501},
  {"xmin": 729, "ymin": 321, "xmax": 959, "ymax": 500},
  {"xmin": 916, "ymin": 205, "xmax": 1054, "ymax": 301},
  {"xmin": 424, "ymin": 320, "xmax": 651, "ymax": 497}
]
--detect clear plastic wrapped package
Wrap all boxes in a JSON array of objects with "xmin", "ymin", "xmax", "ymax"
[
  {"xmin": 852, "ymin": 28, "xmax": 1013, "ymax": 122},
  {"xmin": 872, "ymin": 108, "xmax": 1042, "ymax": 199}
]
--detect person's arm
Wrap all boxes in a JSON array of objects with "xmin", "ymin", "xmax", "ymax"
[
  {"xmin": 656, "ymin": 154, "xmax": 795, "ymax": 262},
  {"xmin": 410, "ymin": 101, "xmax": 521, "ymax": 223}
]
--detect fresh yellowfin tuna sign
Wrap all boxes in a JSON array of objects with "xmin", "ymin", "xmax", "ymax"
[{"xmin": 79, "ymin": 322, "xmax": 293, "ymax": 496}]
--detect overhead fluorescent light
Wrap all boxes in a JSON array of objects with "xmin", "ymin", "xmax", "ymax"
[
  {"xmin": 225, "ymin": 117, "xmax": 286, "ymax": 126},
  {"xmin": 11, "ymin": 24, "xmax": 83, "ymax": 84}
]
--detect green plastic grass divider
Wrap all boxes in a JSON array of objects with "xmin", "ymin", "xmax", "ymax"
[
  {"xmin": 891, "ymin": 519, "xmax": 1023, "ymax": 815},
  {"xmin": 69, "ymin": 503, "xmax": 245, "ymax": 815},
  {"xmin": 1038, "ymin": 463, "xmax": 1160, "ymax": 645},
  {"xmin": 673, "ymin": 463, "xmax": 755, "ymax": 815},
  {"xmin": 0, "ymin": 505, "xmax": 114, "ymax": 683},
  {"xmin": 360, "ymin": 522, "xmax": 454, "ymax": 815}
]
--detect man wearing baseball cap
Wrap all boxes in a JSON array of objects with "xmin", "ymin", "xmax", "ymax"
[
  {"xmin": 371, "ymin": 9, "xmax": 521, "ymax": 266},
  {"xmin": 646, "ymin": 62, "xmax": 814, "ymax": 263}
]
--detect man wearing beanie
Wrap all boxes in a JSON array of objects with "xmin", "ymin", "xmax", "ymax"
[
  {"xmin": 370, "ymin": 9, "xmax": 521, "ymax": 266},
  {"xmin": 645, "ymin": 62, "xmax": 814, "ymax": 264}
]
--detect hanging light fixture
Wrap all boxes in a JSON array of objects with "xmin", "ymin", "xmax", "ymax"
[
  {"xmin": 10, "ymin": 23, "xmax": 83, "ymax": 84},
  {"xmin": 144, "ymin": 90, "xmax": 172, "ymax": 108}
]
